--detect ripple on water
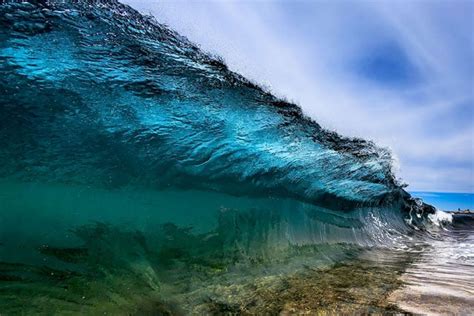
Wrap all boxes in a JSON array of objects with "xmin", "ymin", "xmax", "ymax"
[{"xmin": 390, "ymin": 227, "xmax": 474, "ymax": 315}]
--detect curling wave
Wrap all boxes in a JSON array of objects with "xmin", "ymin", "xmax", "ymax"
[
  {"xmin": 1, "ymin": 1, "xmax": 459, "ymax": 313},
  {"xmin": 0, "ymin": 0, "xmax": 437, "ymax": 263}
]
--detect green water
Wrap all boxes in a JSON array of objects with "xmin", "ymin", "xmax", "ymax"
[
  {"xmin": 0, "ymin": 180, "xmax": 415, "ymax": 314},
  {"xmin": 2, "ymin": 181, "xmax": 473, "ymax": 315}
]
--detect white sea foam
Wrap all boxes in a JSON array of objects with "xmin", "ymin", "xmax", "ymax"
[{"xmin": 427, "ymin": 209, "xmax": 453, "ymax": 227}]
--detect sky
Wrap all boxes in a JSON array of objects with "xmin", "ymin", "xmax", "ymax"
[
  {"xmin": 123, "ymin": 0, "xmax": 474, "ymax": 194},
  {"xmin": 412, "ymin": 191, "xmax": 473, "ymax": 211}
]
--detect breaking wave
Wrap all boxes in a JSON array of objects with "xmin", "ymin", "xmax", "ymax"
[
  {"xmin": 1, "ymin": 1, "xmax": 462, "ymax": 313},
  {"xmin": 0, "ymin": 0, "xmax": 445, "ymax": 294}
]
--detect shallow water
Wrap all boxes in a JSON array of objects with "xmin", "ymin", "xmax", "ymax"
[
  {"xmin": 1, "ymin": 181, "xmax": 472, "ymax": 314},
  {"xmin": 390, "ymin": 223, "xmax": 474, "ymax": 315}
]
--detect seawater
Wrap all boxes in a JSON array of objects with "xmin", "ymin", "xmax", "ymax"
[
  {"xmin": 0, "ymin": 180, "xmax": 413, "ymax": 314},
  {"xmin": 0, "ymin": 1, "xmax": 472, "ymax": 314},
  {"xmin": 0, "ymin": 177, "xmax": 472, "ymax": 312},
  {"xmin": 2, "ymin": 181, "xmax": 471, "ymax": 314},
  {"xmin": 390, "ymin": 219, "xmax": 474, "ymax": 315}
]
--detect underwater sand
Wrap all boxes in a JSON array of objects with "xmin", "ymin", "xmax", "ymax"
[{"xmin": 0, "ymin": 181, "xmax": 406, "ymax": 314}]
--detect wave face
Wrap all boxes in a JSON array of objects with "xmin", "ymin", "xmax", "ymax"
[
  {"xmin": 0, "ymin": 0, "xmax": 435, "ymax": 249},
  {"xmin": 0, "ymin": 0, "xmax": 435, "ymax": 245},
  {"xmin": 0, "ymin": 0, "xmax": 401, "ymax": 203},
  {"xmin": 0, "ymin": 1, "xmax": 439, "ymax": 313}
]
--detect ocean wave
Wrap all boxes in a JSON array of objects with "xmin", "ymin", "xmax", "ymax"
[{"xmin": 0, "ymin": 0, "xmax": 436, "ymax": 251}]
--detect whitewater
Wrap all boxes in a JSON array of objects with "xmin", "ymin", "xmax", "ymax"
[{"xmin": 0, "ymin": 1, "xmax": 472, "ymax": 314}]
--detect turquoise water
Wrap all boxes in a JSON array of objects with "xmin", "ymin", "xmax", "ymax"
[
  {"xmin": 0, "ymin": 1, "xmax": 472, "ymax": 314},
  {"xmin": 411, "ymin": 191, "xmax": 474, "ymax": 211}
]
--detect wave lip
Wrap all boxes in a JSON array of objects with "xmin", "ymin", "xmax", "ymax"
[{"xmin": 1, "ymin": 1, "xmax": 397, "ymax": 202}]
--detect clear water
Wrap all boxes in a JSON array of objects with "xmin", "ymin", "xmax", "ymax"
[
  {"xmin": 0, "ymin": 1, "xmax": 472, "ymax": 314},
  {"xmin": 390, "ymin": 223, "xmax": 474, "ymax": 315}
]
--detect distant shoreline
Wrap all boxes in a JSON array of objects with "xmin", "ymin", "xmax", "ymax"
[{"xmin": 449, "ymin": 209, "xmax": 473, "ymax": 215}]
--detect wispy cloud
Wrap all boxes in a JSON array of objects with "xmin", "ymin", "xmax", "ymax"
[{"xmin": 123, "ymin": 0, "xmax": 473, "ymax": 193}]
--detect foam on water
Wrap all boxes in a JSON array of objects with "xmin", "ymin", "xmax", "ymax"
[{"xmin": 428, "ymin": 209, "xmax": 453, "ymax": 227}]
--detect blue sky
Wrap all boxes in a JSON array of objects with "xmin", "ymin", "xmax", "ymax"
[
  {"xmin": 413, "ymin": 192, "xmax": 473, "ymax": 211},
  {"xmin": 123, "ymin": 0, "xmax": 473, "ymax": 193}
]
